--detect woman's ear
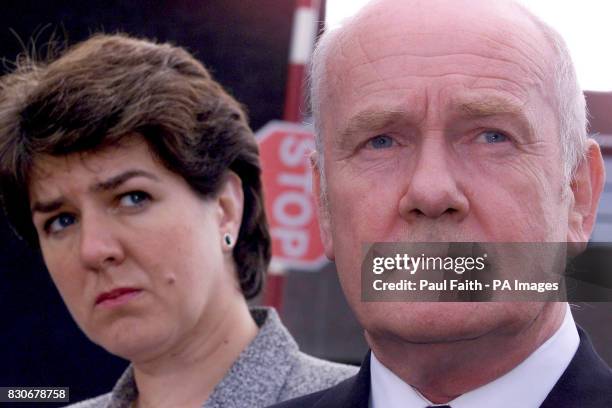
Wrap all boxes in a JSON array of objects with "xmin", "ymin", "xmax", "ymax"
[
  {"xmin": 567, "ymin": 139, "xmax": 605, "ymax": 248},
  {"xmin": 216, "ymin": 171, "xmax": 244, "ymax": 249}
]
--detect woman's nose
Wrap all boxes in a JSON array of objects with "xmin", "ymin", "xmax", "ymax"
[{"xmin": 78, "ymin": 215, "xmax": 125, "ymax": 271}]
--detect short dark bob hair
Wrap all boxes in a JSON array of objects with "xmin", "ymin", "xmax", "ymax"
[{"xmin": 0, "ymin": 33, "xmax": 270, "ymax": 299}]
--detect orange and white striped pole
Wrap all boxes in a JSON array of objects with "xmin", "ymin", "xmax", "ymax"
[
  {"xmin": 264, "ymin": 0, "xmax": 324, "ymax": 309},
  {"xmin": 283, "ymin": 0, "xmax": 322, "ymax": 122}
]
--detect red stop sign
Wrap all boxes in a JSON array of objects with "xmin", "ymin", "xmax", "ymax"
[{"xmin": 256, "ymin": 121, "xmax": 327, "ymax": 270}]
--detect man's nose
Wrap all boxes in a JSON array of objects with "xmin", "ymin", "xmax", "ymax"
[
  {"xmin": 78, "ymin": 214, "xmax": 125, "ymax": 271},
  {"xmin": 398, "ymin": 137, "xmax": 469, "ymax": 222}
]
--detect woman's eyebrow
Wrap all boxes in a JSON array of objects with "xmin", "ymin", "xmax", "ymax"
[
  {"xmin": 89, "ymin": 169, "xmax": 160, "ymax": 193},
  {"xmin": 31, "ymin": 198, "xmax": 64, "ymax": 214},
  {"xmin": 31, "ymin": 169, "xmax": 160, "ymax": 214}
]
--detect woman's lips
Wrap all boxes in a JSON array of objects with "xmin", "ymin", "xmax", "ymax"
[{"xmin": 95, "ymin": 288, "xmax": 142, "ymax": 307}]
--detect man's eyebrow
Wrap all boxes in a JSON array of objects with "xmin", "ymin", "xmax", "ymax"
[
  {"xmin": 455, "ymin": 96, "xmax": 536, "ymax": 139},
  {"xmin": 31, "ymin": 169, "xmax": 160, "ymax": 214},
  {"xmin": 338, "ymin": 109, "xmax": 410, "ymax": 148},
  {"xmin": 458, "ymin": 98, "xmax": 523, "ymax": 117}
]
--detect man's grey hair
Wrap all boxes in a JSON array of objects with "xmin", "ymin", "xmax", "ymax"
[{"xmin": 309, "ymin": 1, "xmax": 588, "ymax": 195}]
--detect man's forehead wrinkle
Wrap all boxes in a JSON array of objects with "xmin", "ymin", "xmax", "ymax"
[
  {"xmin": 347, "ymin": 26, "xmax": 547, "ymax": 76},
  {"xmin": 474, "ymin": 30, "xmax": 549, "ymax": 88},
  {"xmin": 353, "ymin": 52, "xmax": 533, "ymax": 85},
  {"xmin": 354, "ymin": 30, "xmax": 545, "ymax": 79},
  {"xmin": 353, "ymin": 71, "xmax": 530, "ymax": 106},
  {"xmin": 467, "ymin": 78, "xmax": 529, "ymax": 103},
  {"xmin": 348, "ymin": 30, "xmax": 387, "ymax": 96},
  {"xmin": 454, "ymin": 29, "xmax": 549, "ymax": 86}
]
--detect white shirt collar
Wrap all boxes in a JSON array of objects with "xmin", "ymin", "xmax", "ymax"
[{"xmin": 370, "ymin": 304, "xmax": 579, "ymax": 408}]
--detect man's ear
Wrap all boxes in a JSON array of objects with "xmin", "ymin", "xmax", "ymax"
[
  {"xmin": 311, "ymin": 151, "xmax": 335, "ymax": 260},
  {"xmin": 567, "ymin": 139, "xmax": 605, "ymax": 247},
  {"xmin": 217, "ymin": 171, "xmax": 244, "ymax": 248}
]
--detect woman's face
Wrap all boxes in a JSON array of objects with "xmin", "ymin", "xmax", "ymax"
[{"xmin": 29, "ymin": 137, "xmax": 245, "ymax": 361}]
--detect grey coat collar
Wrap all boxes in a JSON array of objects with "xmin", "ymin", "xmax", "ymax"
[{"xmin": 204, "ymin": 307, "xmax": 300, "ymax": 407}]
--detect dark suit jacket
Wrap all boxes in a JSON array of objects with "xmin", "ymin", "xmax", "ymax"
[{"xmin": 270, "ymin": 327, "xmax": 612, "ymax": 408}]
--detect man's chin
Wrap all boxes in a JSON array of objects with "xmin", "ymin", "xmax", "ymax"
[{"xmin": 357, "ymin": 302, "xmax": 530, "ymax": 345}]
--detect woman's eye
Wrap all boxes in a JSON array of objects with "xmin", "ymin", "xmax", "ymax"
[
  {"xmin": 119, "ymin": 191, "xmax": 151, "ymax": 208},
  {"xmin": 477, "ymin": 130, "xmax": 509, "ymax": 144},
  {"xmin": 367, "ymin": 135, "xmax": 395, "ymax": 149},
  {"xmin": 45, "ymin": 213, "xmax": 76, "ymax": 234}
]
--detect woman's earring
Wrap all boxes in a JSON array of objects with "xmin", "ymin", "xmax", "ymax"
[{"xmin": 223, "ymin": 233, "xmax": 233, "ymax": 248}]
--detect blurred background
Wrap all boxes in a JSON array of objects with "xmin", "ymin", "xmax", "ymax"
[{"xmin": 0, "ymin": 0, "xmax": 611, "ymax": 406}]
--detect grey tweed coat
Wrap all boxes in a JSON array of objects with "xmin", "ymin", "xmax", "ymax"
[{"xmin": 65, "ymin": 307, "xmax": 357, "ymax": 408}]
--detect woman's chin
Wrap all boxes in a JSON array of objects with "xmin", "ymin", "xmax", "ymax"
[{"xmin": 89, "ymin": 323, "xmax": 174, "ymax": 362}]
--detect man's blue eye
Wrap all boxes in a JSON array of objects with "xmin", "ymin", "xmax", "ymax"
[
  {"xmin": 46, "ymin": 214, "xmax": 76, "ymax": 234},
  {"xmin": 368, "ymin": 135, "xmax": 394, "ymax": 149},
  {"xmin": 119, "ymin": 191, "xmax": 151, "ymax": 207},
  {"xmin": 479, "ymin": 131, "xmax": 509, "ymax": 143}
]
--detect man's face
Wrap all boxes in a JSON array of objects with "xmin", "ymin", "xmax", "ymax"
[{"xmin": 316, "ymin": 0, "xmax": 595, "ymax": 342}]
